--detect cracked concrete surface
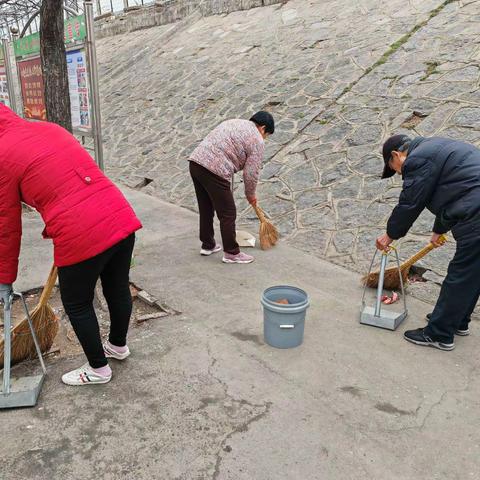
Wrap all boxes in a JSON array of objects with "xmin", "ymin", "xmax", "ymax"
[{"xmin": 2, "ymin": 187, "xmax": 479, "ymax": 479}]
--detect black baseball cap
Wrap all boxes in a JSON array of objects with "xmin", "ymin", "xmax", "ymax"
[{"xmin": 381, "ymin": 134, "xmax": 412, "ymax": 179}]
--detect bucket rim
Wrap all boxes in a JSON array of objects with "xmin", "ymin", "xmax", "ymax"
[
  {"xmin": 262, "ymin": 285, "xmax": 309, "ymax": 308},
  {"xmin": 261, "ymin": 298, "xmax": 310, "ymax": 314}
]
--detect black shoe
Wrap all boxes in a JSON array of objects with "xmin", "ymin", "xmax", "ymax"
[
  {"xmin": 404, "ymin": 328, "xmax": 455, "ymax": 351},
  {"xmin": 425, "ymin": 313, "xmax": 470, "ymax": 336}
]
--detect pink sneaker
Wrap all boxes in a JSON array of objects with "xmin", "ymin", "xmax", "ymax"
[
  {"xmin": 222, "ymin": 252, "xmax": 254, "ymax": 264},
  {"xmin": 200, "ymin": 244, "xmax": 222, "ymax": 256}
]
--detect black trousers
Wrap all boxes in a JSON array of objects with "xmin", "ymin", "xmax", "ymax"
[
  {"xmin": 58, "ymin": 234, "xmax": 135, "ymax": 368},
  {"xmin": 425, "ymin": 233, "xmax": 480, "ymax": 343},
  {"xmin": 189, "ymin": 161, "xmax": 240, "ymax": 255}
]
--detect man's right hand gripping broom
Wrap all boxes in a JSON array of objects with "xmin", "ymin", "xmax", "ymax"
[{"xmin": 430, "ymin": 232, "xmax": 447, "ymax": 248}]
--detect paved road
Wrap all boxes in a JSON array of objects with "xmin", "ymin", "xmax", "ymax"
[{"xmin": 3, "ymin": 187, "xmax": 479, "ymax": 480}]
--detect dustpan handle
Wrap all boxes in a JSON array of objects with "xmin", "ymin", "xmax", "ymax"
[
  {"xmin": 361, "ymin": 249, "xmax": 379, "ymax": 307},
  {"xmin": 374, "ymin": 253, "xmax": 388, "ymax": 317},
  {"xmin": 17, "ymin": 293, "xmax": 47, "ymax": 374},
  {"xmin": 2, "ymin": 294, "xmax": 13, "ymax": 394}
]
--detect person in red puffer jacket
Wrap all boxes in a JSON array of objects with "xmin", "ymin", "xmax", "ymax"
[{"xmin": 0, "ymin": 105, "xmax": 142, "ymax": 386}]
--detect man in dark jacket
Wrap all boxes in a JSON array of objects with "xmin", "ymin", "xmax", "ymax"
[{"xmin": 376, "ymin": 134, "xmax": 480, "ymax": 351}]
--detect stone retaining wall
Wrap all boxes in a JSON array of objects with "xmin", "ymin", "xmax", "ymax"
[{"xmin": 95, "ymin": 0, "xmax": 283, "ymax": 39}]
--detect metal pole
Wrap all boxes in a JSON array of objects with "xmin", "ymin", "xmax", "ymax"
[
  {"xmin": 10, "ymin": 27, "xmax": 24, "ymax": 118},
  {"xmin": 2, "ymin": 39, "xmax": 17, "ymax": 113},
  {"xmin": 19, "ymin": 294, "xmax": 47, "ymax": 374},
  {"xmin": 10, "ymin": 27, "xmax": 19, "ymax": 42},
  {"xmin": 124, "ymin": 0, "xmax": 129, "ymax": 11},
  {"xmin": 374, "ymin": 253, "xmax": 388, "ymax": 317},
  {"xmin": 95, "ymin": 0, "xmax": 102, "ymax": 16},
  {"xmin": 84, "ymin": 1, "xmax": 104, "ymax": 171},
  {"xmin": 2, "ymin": 295, "xmax": 12, "ymax": 395}
]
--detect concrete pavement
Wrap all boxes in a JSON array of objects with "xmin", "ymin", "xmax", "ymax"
[{"xmin": 1, "ymin": 187, "xmax": 479, "ymax": 479}]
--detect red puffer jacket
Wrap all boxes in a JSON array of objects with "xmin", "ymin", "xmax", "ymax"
[{"xmin": 0, "ymin": 105, "xmax": 142, "ymax": 283}]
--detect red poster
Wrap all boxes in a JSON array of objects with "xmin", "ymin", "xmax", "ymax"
[{"xmin": 18, "ymin": 57, "xmax": 47, "ymax": 121}]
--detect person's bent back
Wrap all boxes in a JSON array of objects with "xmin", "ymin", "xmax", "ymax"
[{"xmin": 0, "ymin": 104, "xmax": 141, "ymax": 283}]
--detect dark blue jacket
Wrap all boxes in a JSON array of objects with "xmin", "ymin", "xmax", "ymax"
[{"xmin": 387, "ymin": 137, "xmax": 480, "ymax": 241}]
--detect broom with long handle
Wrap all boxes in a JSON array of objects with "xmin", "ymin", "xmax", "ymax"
[
  {"xmin": 0, "ymin": 265, "xmax": 59, "ymax": 368},
  {"xmin": 252, "ymin": 204, "xmax": 279, "ymax": 250},
  {"xmin": 362, "ymin": 234, "xmax": 447, "ymax": 290}
]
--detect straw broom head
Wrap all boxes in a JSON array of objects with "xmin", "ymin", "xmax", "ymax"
[
  {"xmin": 362, "ymin": 236, "xmax": 447, "ymax": 290},
  {"xmin": 253, "ymin": 205, "xmax": 279, "ymax": 250},
  {"xmin": 0, "ymin": 266, "xmax": 59, "ymax": 368},
  {"xmin": 363, "ymin": 266, "xmax": 409, "ymax": 290}
]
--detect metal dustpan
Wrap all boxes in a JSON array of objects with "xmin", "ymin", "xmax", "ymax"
[
  {"xmin": 236, "ymin": 230, "xmax": 256, "ymax": 248},
  {"xmin": 360, "ymin": 248, "xmax": 408, "ymax": 330},
  {"xmin": 0, "ymin": 292, "xmax": 47, "ymax": 409}
]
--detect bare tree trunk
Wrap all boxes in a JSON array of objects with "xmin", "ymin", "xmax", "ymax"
[{"xmin": 40, "ymin": 0, "xmax": 72, "ymax": 132}]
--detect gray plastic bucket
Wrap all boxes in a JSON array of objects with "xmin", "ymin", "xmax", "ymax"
[{"xmin": 261, "ymin": 286, "xmax": 310, "ymax": 349}]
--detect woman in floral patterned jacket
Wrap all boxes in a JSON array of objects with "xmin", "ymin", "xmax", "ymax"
[{"xmin": 189, "ymin": 111, "xmax": 274, "ymax": 264}]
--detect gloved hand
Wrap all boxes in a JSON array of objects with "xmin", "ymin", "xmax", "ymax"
[
  {"xmin": 0, "ymin": 283, "xmax": 12, "ymax": 305},
  {"xmin": 247, "ymin": 196, "xmax": 257, "ymax": 207}
]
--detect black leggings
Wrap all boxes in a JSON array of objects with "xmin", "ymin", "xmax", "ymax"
[{"xmin": 58, "ymin": 234, "xmax": 135, "ymax": 368}]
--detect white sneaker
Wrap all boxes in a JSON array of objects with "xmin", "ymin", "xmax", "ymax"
[
  {"xmin": 61, "ymin": 363, "xmax": 112, "ymax": 386},
  {"xmin": 103, "ymin": 340, "xmax": 131, "ymax": 360},
  {"xmin": 200, "ymin": 244, "xmax": 222, "ymax": 256}
]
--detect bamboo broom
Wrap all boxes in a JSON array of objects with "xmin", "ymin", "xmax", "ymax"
[
  {"xmin": 253, "ymin": 204, "xmax": 279, "ymax": 250},
  {"xmin": 362, "ymin": 235, "xmax": 447, "ymax": 290},
  {"xmin": 0, "ymin": 265, "xmax": 59, "ymax": 368}
]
